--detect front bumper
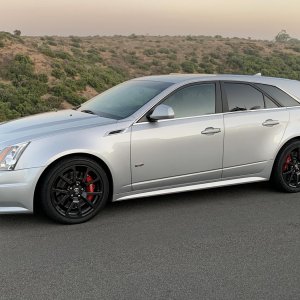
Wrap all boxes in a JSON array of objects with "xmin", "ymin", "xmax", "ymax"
[{"xmin": 0, "ymin": 167, "xmax": 44, "ymax": 214}]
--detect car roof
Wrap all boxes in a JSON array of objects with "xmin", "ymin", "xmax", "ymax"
[{"xmin": 134, "ymin": 74, "xmax": 300, "ymax": 101}]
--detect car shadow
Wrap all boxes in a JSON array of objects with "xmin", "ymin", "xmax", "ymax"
[{"xmin": 0, "ymin": 181, "xmax": 277, "ymax": 226}]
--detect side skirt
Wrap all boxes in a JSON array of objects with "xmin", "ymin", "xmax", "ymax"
[{"xmin": 113, "ymin": 176, "xmax": 267, "ymax": 201}]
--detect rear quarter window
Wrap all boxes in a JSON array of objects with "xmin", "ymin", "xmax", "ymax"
[{"xmin": 256, "ymin": 84, "xmax": 300, "ymax": 107}]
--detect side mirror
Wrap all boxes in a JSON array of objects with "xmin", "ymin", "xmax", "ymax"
[{"xmin": 148, "ymin": 104, "xmax": 175, "ymax": 121}]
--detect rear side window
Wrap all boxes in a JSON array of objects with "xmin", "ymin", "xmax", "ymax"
[
  {"xmin": 256, "ymin": 84, "xmax": 300, "ymax": 107},
  {"xmin": 224, "ymin": 83, "xmax": 265, "ymax": 112}
]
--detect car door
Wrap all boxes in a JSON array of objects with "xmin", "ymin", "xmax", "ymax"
[
  {"xmin": 130, "ymin": 82, "xmax": 224, "ymax": 191},
  {"xmin": 221, "ymin": 81, "xmax": 289, "ymax": 178}
]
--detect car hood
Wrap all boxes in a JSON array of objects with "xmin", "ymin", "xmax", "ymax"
[{"xmin": 0, "ymin": 109, "xmax": 117, "ymax": 146}]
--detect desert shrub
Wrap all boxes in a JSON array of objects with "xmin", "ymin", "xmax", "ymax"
[
  {"xmin": 86, "ymin": 53, "xmax": 103, "ymax": 63},
  {"xmin": 124, "ymin": 54, "xmax": 138, "ymax": 65},
  {"xmin": 181, "ymin": 61, "xmax": 196, "ymax": 73},
  {"xmin": 167, "ymin": 62, "xmax": 180, "ymax": 73},
  {"xmin": 5, "ymin": 54, "xmax": 35, "ymax": 81},
  {"xmin": 80, "ymin": 67, "xmax": 125, "ymax": 93},
  {"xmin": 290, "ymin": 45, "xmax": 300, "ymax": 53},
  {"xmin": 151, "ymin": 59, "xmax": 161, "ymax": 66},
  {"xmin": 70, "ymin": 36, "xmax": 81, "ymax": 43},
  {"xmin": 54, "ymin": 50, "xmax": 72, "ymax": 60},
  {"xmin": 45, "ymin": 36, "xmax": 55, "ymax": 42},
  {"xmin": 186, "ymin": 36, "xmax": 195, "ymax": 41},
  {"xmin": 51, "ymin": 68, "xmax": 65, "ymax": 79},
  {"xmin": 167, "ymin": 53, "xmax": 177, "ymax": 60},
  {"xmin": 64, "ymin": 65, "xmax": 77, "ymax": 77},
  {"xmin": 71, "ymin": 42, "xmax": 81, "ymax": 48},
  {"xmin": 158, "ymin": 48, "xmax": 170, "ymax": 54},
  {"xmin": 71, "ymin": 47, "xmax": 83, "ymax": 56},
  {"xmin": 0, "ymin": 101, "xmax": 21, "ymax": 121},
  {"xmin": 51, "ymin": 84, "xmax": 84, "ymax": 106},
  {"xmin": 144, "ymin": 49, "xmax": 156, "ymax": 56},
  {"xmin": 38, "ymin": 45, "xmax": 55, "ymax": 57},
  {"xmin": 47, "ymin": 40, "xmax": 57, "ymax": 46}
]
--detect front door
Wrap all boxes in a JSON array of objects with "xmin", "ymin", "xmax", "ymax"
[{"xmin": 131, "ymin": 82, "xmax": 224, "ymax": 191}]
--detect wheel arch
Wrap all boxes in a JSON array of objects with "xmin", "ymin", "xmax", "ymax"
[{"xmin": 33, "ymin": 153, "xmax": 114, "ymax": 213}]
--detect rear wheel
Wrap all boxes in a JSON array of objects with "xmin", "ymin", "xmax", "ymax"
[
  {"xmin": 272, "ymin": 141, "xmax": 300, "ymax": 193},
  {"xmin": 40, "ymin": 157, "xmax": 109, "ymax": 224}
]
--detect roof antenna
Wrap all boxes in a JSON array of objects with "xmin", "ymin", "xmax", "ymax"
[{"xmin": 254, "ymin": 73, "xmax": 262, "ymax": 76}]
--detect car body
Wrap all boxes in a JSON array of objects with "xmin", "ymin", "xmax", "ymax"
[{"xmin": 1, "ymin": 74, "xmax": 300, "ymax": 222}]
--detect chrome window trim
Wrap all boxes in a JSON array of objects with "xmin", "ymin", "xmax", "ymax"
[{"xmin": 132, "ymin": 106, "xmax": 288, "ymax": 126}]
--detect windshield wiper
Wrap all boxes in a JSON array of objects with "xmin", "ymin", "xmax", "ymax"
[
  {"xmin": 73, "ymin": 105, "xmax": 81, "ymax": 110},
  {"xmin": 80, "ymin": 109, "xmax": 96, "ymax": 115}
]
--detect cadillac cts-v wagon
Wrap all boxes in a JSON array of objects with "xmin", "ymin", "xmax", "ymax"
[{"xmin": 1, "ymin": 74, "xmax": 300, "ymax": 223}]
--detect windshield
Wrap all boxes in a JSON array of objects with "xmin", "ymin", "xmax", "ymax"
[{"xmin": 79, "ymin": 80, "xmax": 172, "ymax": 120}]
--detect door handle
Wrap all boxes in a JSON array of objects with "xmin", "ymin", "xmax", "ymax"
[
  {"xmin": 201, "ymin": 127, "xmax": 221, "ymax": 135},
  {"xmin": 262, "ymin": 119, "xmax": 280, "ymax": 127}
]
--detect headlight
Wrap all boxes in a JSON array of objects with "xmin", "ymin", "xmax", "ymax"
[{"xmin": 0, "ymin": 142, "xmax": 30, "ymax": 171}]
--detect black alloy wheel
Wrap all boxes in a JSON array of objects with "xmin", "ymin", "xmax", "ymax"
[
  {"xmin": 272, "ymin": 140, "xmax": 300, "ymax": 193},
  {"xmin": 40, "ymin": 157, "xmax": 109, "ymax": 224}
]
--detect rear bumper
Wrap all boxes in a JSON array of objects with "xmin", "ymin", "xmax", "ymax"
[{"xmin": 0, "ymin": 167, "xmax": 44, "ymax": 214}]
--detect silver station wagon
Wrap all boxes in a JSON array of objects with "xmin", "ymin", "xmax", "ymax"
[{"xmin": 1, "ymin": 74, "xmax": 300, "ymax": 224}]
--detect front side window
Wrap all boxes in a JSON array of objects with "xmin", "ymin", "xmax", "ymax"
[
  {"xmin": 162, "ymin": 84, "xmax": 216, "ymax": 118},
  {"xmin": 79, "ymin": 80, "xmax": 172, "ymax": 120},
  {"xmin": 224, "ymin": 83, "xmax": 265, "ymax": 112}
]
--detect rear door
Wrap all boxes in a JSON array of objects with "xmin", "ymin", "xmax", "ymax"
[{"xmin": 221, "ymin": 82, "xmax": 289, "ymax": 178}]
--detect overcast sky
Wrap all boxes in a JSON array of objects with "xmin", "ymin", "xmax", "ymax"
[{"xmin": 0, "ymin": 0, "xmax": 299, "ymax": 39}]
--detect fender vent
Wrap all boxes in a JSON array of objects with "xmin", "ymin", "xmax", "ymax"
[{"xmin": 107, "ymin": 129, "xmax": 125, "ymax": 136}]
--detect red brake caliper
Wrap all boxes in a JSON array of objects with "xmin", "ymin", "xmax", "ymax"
[
  {"xmin": 283, "ymin": 155, "xmax": 292, "ymax": 172},
  {"xmin": 86, "ymin": 174, "xmax": 95, "ymax": 201}
]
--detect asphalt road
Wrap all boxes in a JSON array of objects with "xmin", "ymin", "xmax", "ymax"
[{"xmin": 0, "ymin": 182, "xmax": 300, "ymax": 300}]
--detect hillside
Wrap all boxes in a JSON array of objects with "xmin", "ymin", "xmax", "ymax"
[{"xmin": 1, "ymin": 32, "xmax": 300, "ymax": 121}]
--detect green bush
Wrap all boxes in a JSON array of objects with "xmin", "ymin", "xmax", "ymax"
[
  {"xmin": 158, "ymin": 48, "xmax": 170, "ymax": 54},
  {"xmin": 54, "ymin": 50, "xmax": 72, "ymax": 60},
  {"xmin": 144, "ymin": 49, "xmax": 156, "ymax": 56},
  {"xmin": 38, "ymin": 45, "xmax": 55, "ymax": 57},
  {"xmin": 181, "ymin": 61, "xmax": 196, "ymax": 73},
  {"xmin": 51, "ymin": 68, "xmax": 65, "ymax": 79}
]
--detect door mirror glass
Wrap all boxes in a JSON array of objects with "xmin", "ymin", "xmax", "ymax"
[{"xmin": 148, "ymin": 104, "xmax": 175, "ymax": 121}]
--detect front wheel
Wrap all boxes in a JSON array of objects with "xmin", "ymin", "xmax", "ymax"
[
  {"xmin": 40, "ymin": 157, "xmax": 110, "ymax": 224},
  {"xmin": 272, "ymin": 141, "xmax": 300, "ymax": 193}
]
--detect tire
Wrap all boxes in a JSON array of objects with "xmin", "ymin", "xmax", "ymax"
[
  {"xmin": 272, "ymin": 140, "xmax": 300, "ymax": 193},
  {"xmin": 39, "ymin": 156, "xmax": 110, "ymax": 224}
]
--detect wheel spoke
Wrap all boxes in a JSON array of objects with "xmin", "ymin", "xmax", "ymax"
[
  {"xmin": 83, "ymin": 168, "xmax": 91, "ymax": 182},
  {"xmin": 85, "ymin": 177, "xmax": 101, "ymax": 185},
  {"xmin": 59, "ymin": 175, "xmax": 72, "ymax": 185},
  {"xmin": 52, "ymin": 188, "xmax": 68, "ymax": 194},
  {"xmin": 71, "ymin": 166, "xmax": 77, "ymax": 182},
  {"xmin": 66, "ymin": 201, "xmax": 74, "ymax": 215},
  {"xmin": 288, "ymin": 170, "xmax": 296, "ymax": 185},
  {"xmin": 57, "ymin": 194, "xmax": 70, "ymax": 205},
  {"xmin": 283, "ymin": 169, "xmax": 293, "ymax": 177},
  {"xmin": 77, "ymin": 203, "xmax": 82, "ymax": 216},
  {"xmin": 81, "ymin": 195, "xmax": 95, "ymax": 208},
  {"xmin": 86, "ymin": 191, "xmax": 103, "ymax": 196}
]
